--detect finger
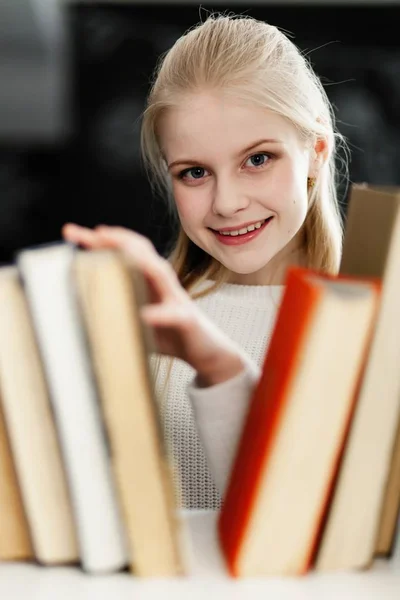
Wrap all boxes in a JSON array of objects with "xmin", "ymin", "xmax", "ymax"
[
  {"xmin": 140, "ymin": 303, "xmax": 192, "ymax": 330},
  {"xmin": 133, "ymin": 253, "xmax": 184, "ymax": 303},
  {"xmin": 95, "ymin": 226, "xmax": 155, "ymax": 253},
  {"xmin": 62, "ymin": 223, "xmax": 107, "ymax": 250},
  {"xmin": 96, "ymin": 227, "xmax": 185, "ymax": 302}
]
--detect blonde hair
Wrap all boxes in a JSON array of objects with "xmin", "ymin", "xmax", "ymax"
[{"xmin": 141, "ymin": 13, "xmax": 347, "ymax": 298}]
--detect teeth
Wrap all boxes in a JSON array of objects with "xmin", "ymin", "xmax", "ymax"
[{"xmin": 219, "ymin": 219, "xmax": 267, "ymax": 236}]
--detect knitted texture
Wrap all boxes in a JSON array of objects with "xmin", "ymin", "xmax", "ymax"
[{"xmin": 152, "ymin": 281, "xmax": 284, "ymax": 510}]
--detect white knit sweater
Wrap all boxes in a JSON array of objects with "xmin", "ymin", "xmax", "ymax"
[{"xmin": 152, "ymin": 281, "xmax": 284, "ymax": 510}]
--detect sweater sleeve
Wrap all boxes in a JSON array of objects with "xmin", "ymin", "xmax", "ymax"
[{"xmin": 187, "ymin": 357, "xmax": 261, "ymax": 498}]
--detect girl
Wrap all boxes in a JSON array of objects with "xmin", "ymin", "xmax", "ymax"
[{"xmin": 63, "ymin": 13, "xmax": 346, "ymax": 510}]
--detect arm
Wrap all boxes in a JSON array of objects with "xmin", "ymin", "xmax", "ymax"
[
  {"xmin": 188, "ymin": 356, "xmax": 260, "ymax": 498},
  {"xmin": 62, "ymin": 223, "xmax": 260, "ymax": 497}
]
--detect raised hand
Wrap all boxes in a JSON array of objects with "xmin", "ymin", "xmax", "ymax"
[{"xmin": 62, "ymin": 223, "xmax": 246, "ymax": 386}]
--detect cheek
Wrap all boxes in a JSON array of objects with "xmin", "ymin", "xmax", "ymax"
[
  {"xmin": 271, "ymin": 159, "xmax": 309, "ymax": 214},
  {"xmin": 172, "ymin": 185, "xmax": 209, "ymax": 228},
  {"xmin": 286, "ymin": 188, "xmax": 309, "ymax": 230}
]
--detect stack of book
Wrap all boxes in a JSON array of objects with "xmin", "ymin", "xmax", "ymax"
[
  {"xmin": 0, "ymin": 245, "xmax": 184, "ymax": 576},
  {"xmin": 1, "ymin": 184, "xmax": 400, "ymax": 580}
]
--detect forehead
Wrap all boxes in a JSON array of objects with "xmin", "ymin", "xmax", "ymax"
[{"xmin": 158, "ymin": 92, "xmax": 302, "ymax": 160}]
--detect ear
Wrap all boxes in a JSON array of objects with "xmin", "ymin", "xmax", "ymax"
[{"xmin": 309, "ymin": 136, "xmax": 329, "ymax": 178}]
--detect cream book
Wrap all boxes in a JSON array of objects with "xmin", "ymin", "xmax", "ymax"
[
  {"xmin": 17, "ymin": 243, "xmax": 128, "ymax": 574},
  {"xmin": 317, "ymin": 185, "xmax": 400, "ymax": 571},
  {"xmin": 375, "ymin": 414, "xmax": 400, "ymax": 556},
  {"xmin": 73, "ymin": 249, "xmax": 185, "ymax": 577},
  {"xmin": 0, "ymin": 398, "xmax": 33, "ymax": 561},
  {"xmin": 217, "ymin": 267, "xmax": 379, "ymax": 577},
  {"xmin": 0, "ymin": 266, "xmax": 78, "ymax": 564}
]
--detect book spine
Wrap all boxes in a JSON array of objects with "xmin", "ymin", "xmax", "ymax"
[
  {"xmin": 218, "ymin": 268, "xmax": 319, "ymax": 576},
  {"xmin": 18, "ymin": 247, "xmax": 128, "ymax": 573}
]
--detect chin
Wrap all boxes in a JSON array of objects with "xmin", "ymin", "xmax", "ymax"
[{"xmin": 221, "ymin": 260, "xmax": 273, "ymax": 276}]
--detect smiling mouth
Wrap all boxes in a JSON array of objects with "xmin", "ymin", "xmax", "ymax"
[
  {"xmin": 209, "ymin": 217, "xmax": 273, "ymax": 246},
  {"xmin": 209, "ymin": 217, "xmax": 273, "ymax": 236}
]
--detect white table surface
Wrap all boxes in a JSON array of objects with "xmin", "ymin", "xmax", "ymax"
[{"xmin": 0, "ymin": 510, "xmax": 399, "ymax": 599}]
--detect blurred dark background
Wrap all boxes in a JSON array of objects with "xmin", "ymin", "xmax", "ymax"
[{"xmin": 1, "ymin": 1, "xmax": 400, "ymax": 264}]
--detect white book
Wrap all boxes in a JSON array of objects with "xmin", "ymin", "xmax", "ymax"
[{"xmin": 17, "ymin": 243, "xmax": 128, "ymax": 573}]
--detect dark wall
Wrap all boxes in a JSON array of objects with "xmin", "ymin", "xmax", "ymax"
[{"xmin": 1, "ymin": 3, "xmax": 399, "ymax": 263}]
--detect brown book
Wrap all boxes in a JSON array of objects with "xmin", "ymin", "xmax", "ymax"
[
  {"xmin": 0, "ymin": 266, "xmax": 79, "ymax": 564},
  {"xmin": 0, "ymin": 398, "xmax": 33, "ymax": 560},
  {"xmin": 73, "ymin": 249, "xmax": 185, "ymax": 578},
  {"xmin": 316, "ymin": 185, "xmax": 400, "ymax": 571},
  {"xmin": 218, "ymin": 267, "xmax": 379, "ymax": 577}
]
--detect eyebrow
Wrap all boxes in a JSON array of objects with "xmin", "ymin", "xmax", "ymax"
[{"xmin": 167, "ymin": 138, "xmax": 283, "ymax": 170}]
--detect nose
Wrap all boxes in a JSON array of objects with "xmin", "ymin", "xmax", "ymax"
[{"xmin": 211, "ymin": 176, "xmax": 250, "ymax": 217}]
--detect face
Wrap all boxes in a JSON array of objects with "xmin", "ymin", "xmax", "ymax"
[{"xmin": 159, "ymin": 92, "xmax": 315, "ymax": 285}]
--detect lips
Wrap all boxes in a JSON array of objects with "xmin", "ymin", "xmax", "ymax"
[
  {"xmin": 215, "ymin": 218, "xmax": 267, "ymax": 234},
  {"xmin": 211, "ymin": 217, "xmax": 273, "ymax": 246}
]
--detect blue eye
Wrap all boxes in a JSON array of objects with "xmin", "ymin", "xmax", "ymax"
[
  {"xmin": 245, "ymin": 153, "xmax": 270, "ymax": 168},
  {"xmin": 180, "ymin": 167, "xmax": 207, "ymax": 180}
]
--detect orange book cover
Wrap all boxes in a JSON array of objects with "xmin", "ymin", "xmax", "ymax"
[{"xmin": 217, "ymin": 267, "xmax": 380, "ymax": 577}]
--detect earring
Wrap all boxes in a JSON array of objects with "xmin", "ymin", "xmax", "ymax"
[{"xmin": 307, "ymin": 177, "xmax": 316, "ymax": 190}]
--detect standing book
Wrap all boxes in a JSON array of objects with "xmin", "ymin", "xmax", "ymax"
[
  {"xmin": 0, "ymin": 266, "xmax": 79, "ymax": 564},
  {"xmin": 316, "ymin": 185, "xmax": 400, "ymax": 572},
  {"xmin": 73, "ymin": 249, "xmax": 185, "ymax": 577},
  {"xmin": 0, "ymin": 398, "xmax": 33, "ymax": 561},
  {"xmin": 218, "ymin": 267, "xmax": 380, "ymax": 577},
  {"xmin": 17, "ymin": 243, "xmax": 128, "ymax": 574},
  {"xmin": 375, "ymin": 415, "xmax": 400, "ymax": 556}
]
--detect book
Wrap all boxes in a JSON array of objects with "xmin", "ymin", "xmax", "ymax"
[
  {"xmin": 217, "ymin": 267, "xmax": 380, "ymax": 577},
  {"xmin": 0, "ymin": 266, "xmax": 79, "ymax": 564},
  {"xmin": 17, "ymin": 243, "xmax": 128, "ymax": 574},
  {"xmin": 316, "ymin": 185, "xmax": 400, "ymax": 571},
  {"xmin": 375, "ymin": 414, "xmax": 400, "ymax": 556},
  {"xmin": 73, "ymin": 249, "xmax": 184, "ymax": 577},
  {"xmin": 0, "ymin": 398, "xmax": 33, "ymax": 561}
]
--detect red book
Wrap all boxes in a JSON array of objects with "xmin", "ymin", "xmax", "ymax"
[{"xmin": 218, "ymin": 267, "xmax": 381, "ymax": 577}]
